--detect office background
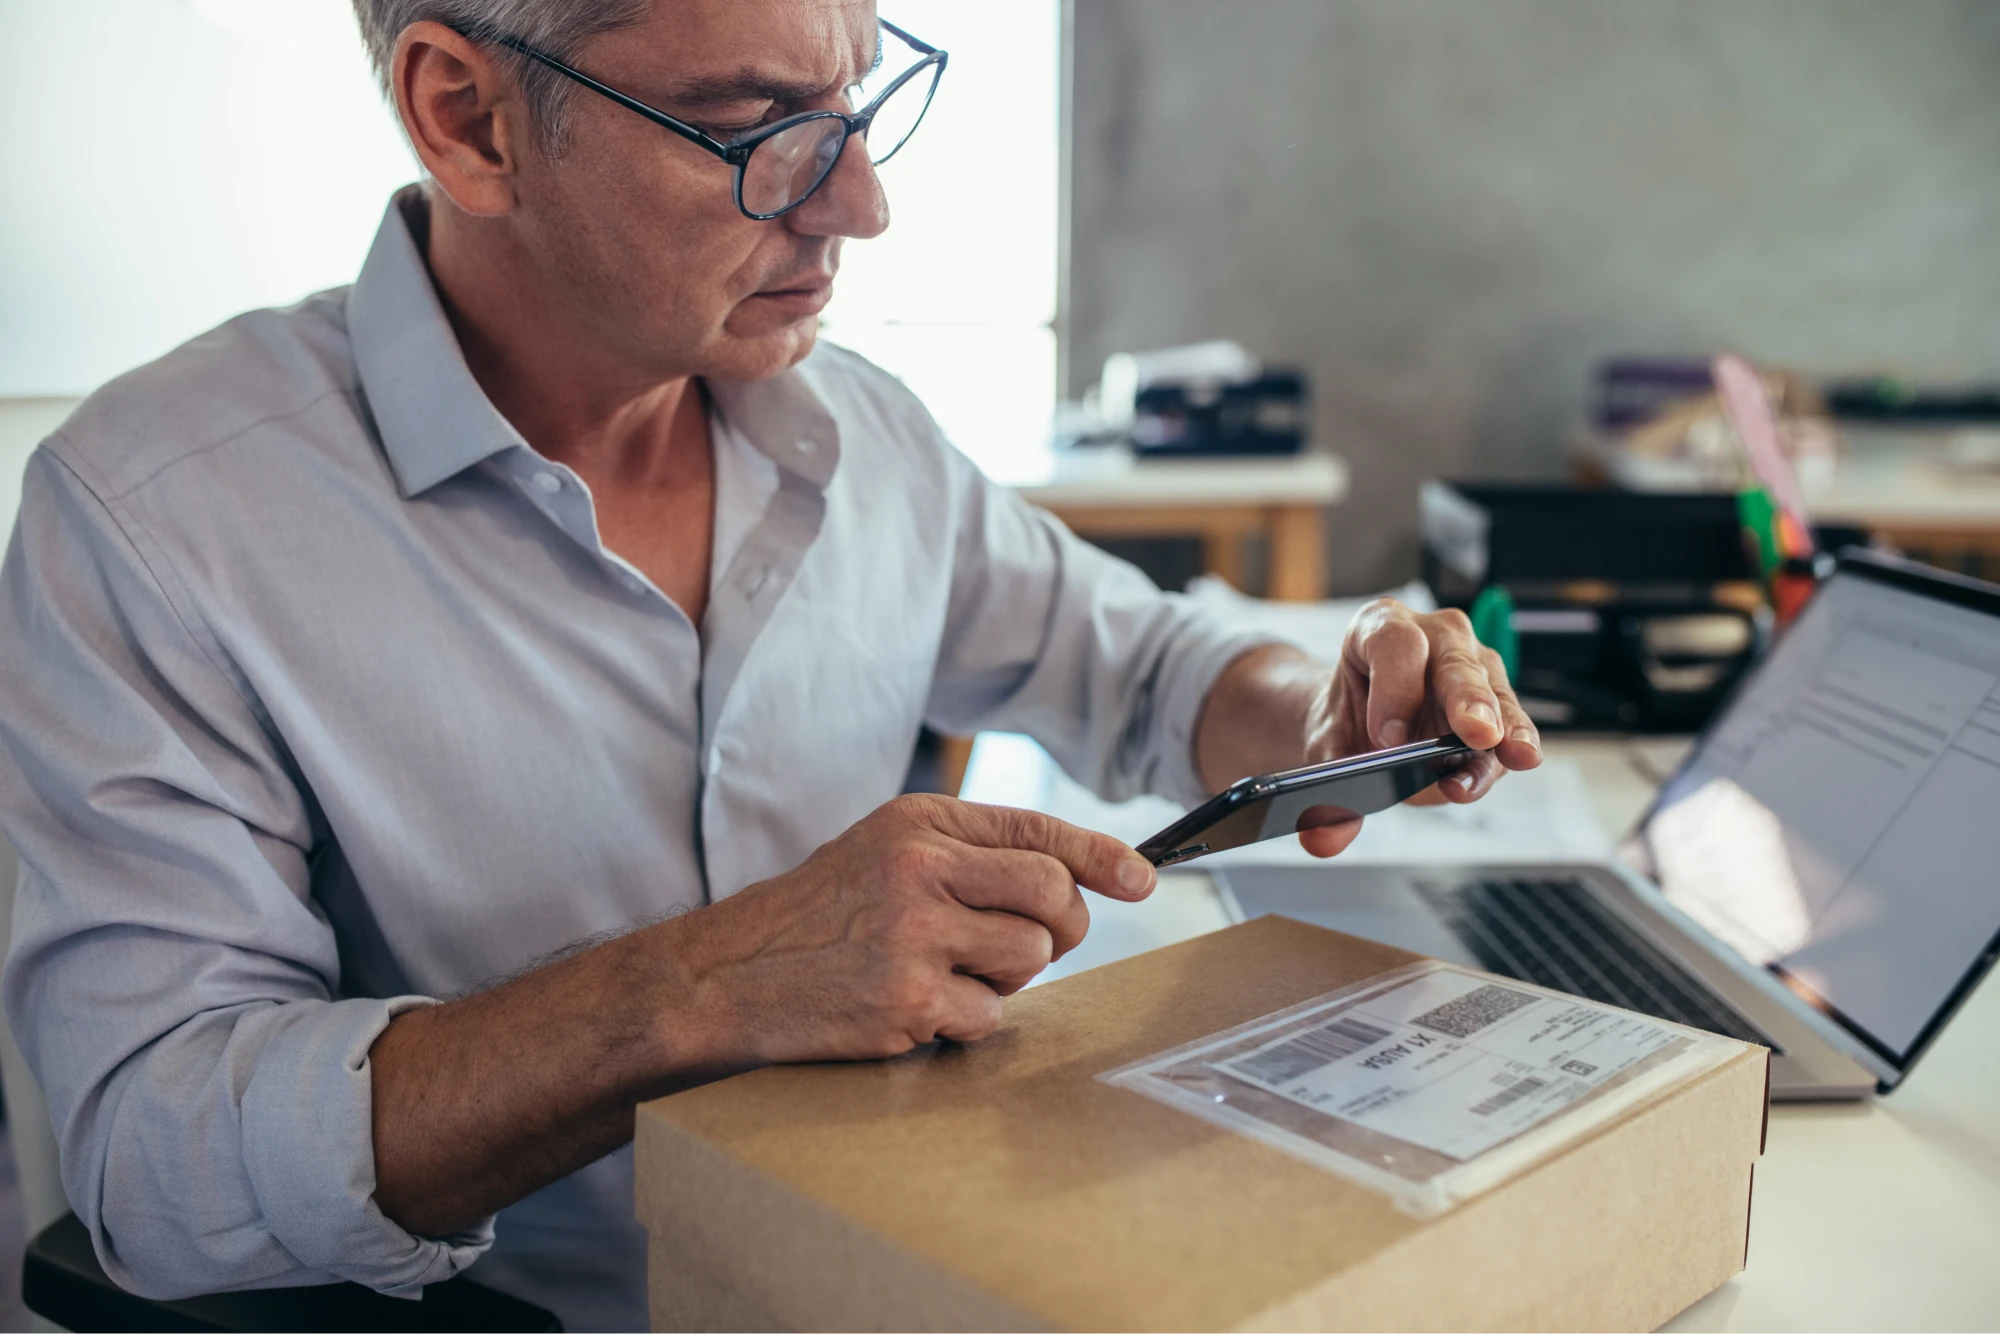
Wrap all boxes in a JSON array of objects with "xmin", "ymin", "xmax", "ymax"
[
  {"xmin": 6, "ymin": 2, "xmax": 2000, "ymax": 593},
  {"xmin": 1065, "ymin": 0, "xmax": 2000, "ymax": 590}
]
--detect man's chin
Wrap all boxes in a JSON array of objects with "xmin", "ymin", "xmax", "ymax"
[{"xmin": 700, "ymin": 319, "xmax": 821, "ymax": 382}]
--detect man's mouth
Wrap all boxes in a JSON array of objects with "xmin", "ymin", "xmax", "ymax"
[{"xmin": 748, "ymin": 276, "xmax": 835, "ymax": 316}]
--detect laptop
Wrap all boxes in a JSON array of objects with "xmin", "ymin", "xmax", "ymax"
[{"xmin": 1214, "ymin": 549, "xmax": 2000, "ymax": 1100}]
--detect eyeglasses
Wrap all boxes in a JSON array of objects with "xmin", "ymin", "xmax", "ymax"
[{"xmin": 461, "ymin": 19, "xmax": 947, "ymax": 221}]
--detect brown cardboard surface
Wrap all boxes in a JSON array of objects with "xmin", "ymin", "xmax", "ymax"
[
  {"xmin": 647, "ymin": 1235, "xmax": 790, "ymax": 1333},
  {"xmin": 637, "ymin": 916, "xmax": 1766, "ymax": 1332}
]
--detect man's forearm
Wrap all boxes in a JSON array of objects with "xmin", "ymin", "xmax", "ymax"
[
  {"xmin": 1192, "ymin": 644, "xmax": 1327, "ymax": 793},
  {"xmin": 366, "ymin": 793, "xmax": 1159, "ymax": 1240},
  {"xmin": 368, "ymin": 916, "xmax": 726, "ymax": 1238}
]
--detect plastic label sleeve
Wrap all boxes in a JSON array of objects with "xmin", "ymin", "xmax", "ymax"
[{"xmin": 1098, "ymin": 959, "xmax": 1748, "ymax": 1215}]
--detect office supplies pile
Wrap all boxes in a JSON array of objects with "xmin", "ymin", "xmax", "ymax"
[{"xmin": 1421, "ymin": 480, "xmax": 1765, "ymax": 730}]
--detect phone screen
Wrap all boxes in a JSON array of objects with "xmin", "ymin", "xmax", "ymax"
[{"xmin": 1138, "ymin": 738, "xmax": 1472, "ymax": 866}]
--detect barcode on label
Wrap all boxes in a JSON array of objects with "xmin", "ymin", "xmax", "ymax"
[
  {"xmin": 1468, "ymin": 1075, "xmax": 1549, "ymax": 1116},
  {"xmin": 1411, "ymin": 983, "xmax": 1539, "ymax": 1038},
  {"xmin": 1229, "ymin": 1016, "xmax": 1394, "ymax": 1085}
]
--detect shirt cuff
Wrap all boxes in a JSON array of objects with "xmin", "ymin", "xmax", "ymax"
[
  {"xmin": 1149, "ymin": 617, "xmax": 1289, "ymax": 809},
  {"xmin": 240, "ymin": 995, "xmax": 494, "ymax": 1296}
]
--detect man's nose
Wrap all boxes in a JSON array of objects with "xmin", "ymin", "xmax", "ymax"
[{"xmin": 787, "ymin": 133, "xmax": 890, "ymax": 240}]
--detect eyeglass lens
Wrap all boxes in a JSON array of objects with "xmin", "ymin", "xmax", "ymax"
[
  {"xmin": 740, "ymin": 119, "xmax": 849, "ymax": 217},
  {"xmin": 859, "ymin": 58, "xmax": 942, "ymax": 167},
  {"xmin": 738, "ymin": 47, "xmax": 942, "ymax": 216}
]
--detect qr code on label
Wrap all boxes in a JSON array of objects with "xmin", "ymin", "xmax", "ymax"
[{"xmin": 1412, "ymin": 983, "xmax": 1539, "ymax": 1038}]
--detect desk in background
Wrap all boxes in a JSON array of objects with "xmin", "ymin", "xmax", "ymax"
[
  {"xmin": 1014, "ymin": 449, "xmax": 1349, "ymax": 601},
  {"xmin": 1808, "ymin": 440, "xmax": 2000, "ymax": 583},
  {"xmin": 999, "ymin": 734, "xmax": 2000, "ymax": 1332}
]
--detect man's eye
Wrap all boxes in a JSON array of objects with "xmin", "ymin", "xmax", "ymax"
[{"xmin": 698, "ymin": 105, "xmax": 781, "ymax": 141}]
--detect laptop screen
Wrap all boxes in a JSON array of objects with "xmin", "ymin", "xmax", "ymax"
[{"xmin": 1635, "ymin": 558, "xmax": 2000, "ymax": 1070}]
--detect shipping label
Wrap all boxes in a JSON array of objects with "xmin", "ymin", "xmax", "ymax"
[{"xmin": 1214, "ymin": 970, "xmax": 1682, "ymax": 1161}]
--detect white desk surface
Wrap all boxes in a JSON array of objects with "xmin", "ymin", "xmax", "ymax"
[
  {"xmin": 1030, "ymin": 735, "xmax": 2000, "ymax": 1332},
  {"xmin": 1011, "ymin": 448, "xmax": 1349, "ymax": 509},
  {"xmin": 1807, "ymin": 450, "xmax": 2000, "ymax": 529}
]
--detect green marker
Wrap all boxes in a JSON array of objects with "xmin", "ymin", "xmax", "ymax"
[
  {"xmin": 1469, "ymin": 584, "xmax": 1519, "ymax": 683},
  {"xmin": 1737, "ymin": 487, "xmax": 1782, "ymax": 583}
]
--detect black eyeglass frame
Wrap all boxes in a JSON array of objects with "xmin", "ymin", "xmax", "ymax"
[{"xmin": 456, "ymin": 19, "xmax": 947, "ymax": 220}]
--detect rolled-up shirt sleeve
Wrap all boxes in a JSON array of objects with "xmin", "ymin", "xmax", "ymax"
[
  {"xmin": 0, "ymin": 446, "xmax": 491, "ymax": 1298},
  {"xmin": 924, "ymin": 446, "xmax": 1278, "ymax": 809}
]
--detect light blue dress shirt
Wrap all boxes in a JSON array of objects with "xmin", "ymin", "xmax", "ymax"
[{"xmin": 0, "ymin": 187, "xmax": 1267, "ymax": 1331}]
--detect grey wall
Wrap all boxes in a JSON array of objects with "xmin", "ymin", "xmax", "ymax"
[{"xmin": 1065, "ymin": 0, "xmax": 2000, "ymax": 592}]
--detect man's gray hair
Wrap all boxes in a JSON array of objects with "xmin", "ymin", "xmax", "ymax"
[{"xmin": 352, "ymin": 0, "xmax": 651, "ymax": 152}]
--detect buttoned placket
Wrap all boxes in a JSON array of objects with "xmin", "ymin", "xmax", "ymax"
[
  {"xmin": 688, "ymin": 466, "xmax": 829, "ymax": 901},
  {"xmin": 698, "ymin": 468, "xmax": 828, "ymax": 742}
]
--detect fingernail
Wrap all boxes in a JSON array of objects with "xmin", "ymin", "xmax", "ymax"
[
  {"xmin": 1118, "ymin": 857, "xmax": 1155, "ymax": 895},
  {"xmin": 1452, "ymin": 771, "xmax": 1477, "ymax": 793},
  {"xmin": 1464, "ymin": 702, "xmax": 1498, "ymax": 733},
  {"xmin": 1379, "ymin": 718, "xmax": 1409, "ymax": 747},
  {"xmin": 1510, "ymin": 724, "xmax": 1540, "ymax": 748}
]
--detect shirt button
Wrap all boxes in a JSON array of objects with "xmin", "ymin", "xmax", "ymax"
[
  {"xmin": 623, "ymin": 573, "xmax": 644, "ymax": 594},
  {"xmin": 534, "ymin": 471, "xmax": 563, "ymax": 494}
]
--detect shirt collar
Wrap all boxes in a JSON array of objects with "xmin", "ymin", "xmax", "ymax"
[
  {"xmin": 348, "ymin": 185, "xmax": 842, "ymax": 499},
  {"xmin": 703, "ymin": 369, "xmax": 839, "ymax": 491},
  {"xmin": 348, "ymin": 185, "xmax": 521, "ymax": 498}
]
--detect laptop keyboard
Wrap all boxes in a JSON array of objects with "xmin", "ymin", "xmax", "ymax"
[{"xmin": 1416, "ymin": 876, "xmax": 1769, "ymax": 1046}]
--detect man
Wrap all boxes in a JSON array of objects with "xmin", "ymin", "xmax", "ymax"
[{"xmin": 0, "ymin": 0, "xmax": 1539, "ymax": 1328}]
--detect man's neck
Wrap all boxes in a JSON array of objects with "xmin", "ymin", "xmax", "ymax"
[
  {"xmin": 422, "ymin": 193, "xmax": 699, "ymax": 488},
  {"xmin": 420, "ymin": 193, "xmax": 718, "ymax": 621}
]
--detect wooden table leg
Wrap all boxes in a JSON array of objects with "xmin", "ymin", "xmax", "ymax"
[
  {"xmin": 1199, "ymin": 522, "xmax": 1250, "ymax": 592},
  {"xmin": 1265, "ymin": 504, "xmax": 1327, "ymax": 602},
  {"xmin": 937, "ymin": 733, "xmax": 975, "ymax": 797}
]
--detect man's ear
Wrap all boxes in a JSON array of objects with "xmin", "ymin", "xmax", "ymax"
[{"xmin": 391, "ymin": 20, "xmax": 529, "ymax": 216}]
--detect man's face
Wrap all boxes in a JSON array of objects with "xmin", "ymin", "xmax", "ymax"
[{"xmin": 507, "ymin": 0, "xmax": 889, "ymax": 383}]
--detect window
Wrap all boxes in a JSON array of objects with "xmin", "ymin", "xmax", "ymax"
[
  {"xmin": 0, "ymin": 1, "xmax": 418, "ymax": 394},
  {"xmin": 0, "ymin": 0, "xmax": 1063, "ymax": 468},
  {"xmin": 821, "ymin": 2, "xmax": 1061, "ymax": 484}
]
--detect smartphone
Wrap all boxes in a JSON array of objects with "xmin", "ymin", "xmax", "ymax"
[{"xmin": 1135, "ymin": 735, "xmax": 1476, "ymax": 868}]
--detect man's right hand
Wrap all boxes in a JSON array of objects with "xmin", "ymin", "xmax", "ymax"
[
  {"xmin": 663, "ymin": 794, "xmax": 1158, "ymax": 1065},
  {"xmin": 371, "ymin": 793, "xmax": 1155, "ymax": 1236}
]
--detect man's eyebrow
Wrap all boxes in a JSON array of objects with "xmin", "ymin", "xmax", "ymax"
[{"xmin": 657, "ymin": 70, "xmax": 842, "ymax": 107}]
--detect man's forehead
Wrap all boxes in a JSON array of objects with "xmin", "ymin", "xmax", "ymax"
[{"xmin": 597, "ymin": 0, "xmax": 880, "ymax": 102}]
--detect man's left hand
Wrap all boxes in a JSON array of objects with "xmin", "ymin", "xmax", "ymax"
[
  {"xmin": 1195, "ymin": 599, "xmax": 1544, "ymax": 860},
  {"xmin": 1297, "ymin": 599, "xmax": 1542, "ymax": 855}
]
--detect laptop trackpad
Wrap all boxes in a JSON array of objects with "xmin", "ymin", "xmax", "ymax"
[{"xmin": 1214, "ymin": 865, "xmax": 1481, "ymax": 968}]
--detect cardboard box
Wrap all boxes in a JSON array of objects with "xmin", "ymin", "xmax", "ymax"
[{"xmin": 635, "ymin": 916, "xmax": 1767, "ymax": 1331}]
